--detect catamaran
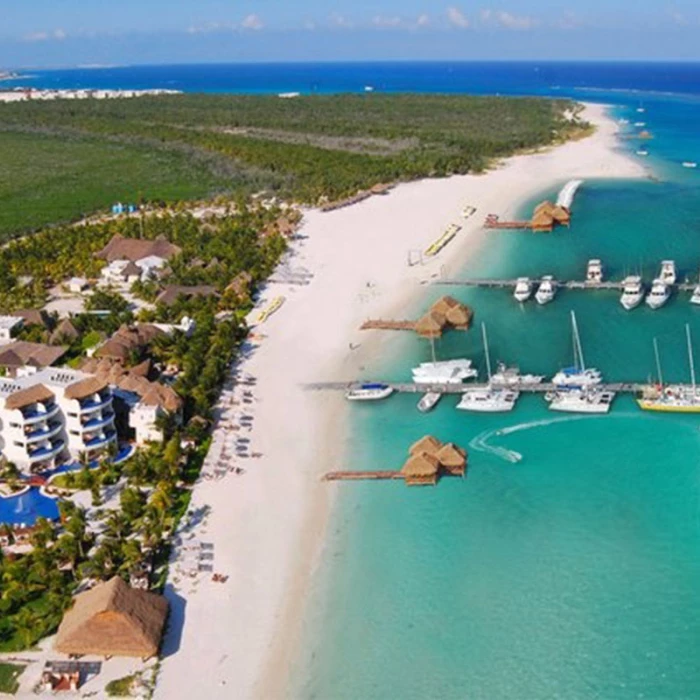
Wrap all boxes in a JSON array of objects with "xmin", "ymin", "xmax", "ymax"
[
  {"xmin": 412, "ymin": 359, "xmax": 477, "ymax": 384},
  {"xmin": 513, "ymin": 277, "xmax": 533, "ymax": 303},
  {"xmin": 457, "ymin": 324, "xmax": 520, "ymax": 412},
  {"xmin": 546, "ymin": 387, "xmax": 616, "ymax": 414},
  {"xmin": 637, "ymin": 328, "xmax": 700, "ymax": 412},
  {"xmin": 490, "ymin": 362, "xmax": 544, "ymax": 386},
  {"xmin": 551, "ymin": 311, "xmax": 603, "ymax": 388},
  {"xmin": 586, "ymin": 259, "xmax": 603, "ymax": 283},
  {"xmin": 620, "ymin": 275, "xmax": 645, "ymax": 310},
  {"xmin": 645, "ymin": 279, "xmax": 670, "ymax": 309},
  {"xmin": 345, "ymin": 383, "xmax": 394, "ymax": 401},
  {"xmin": 535, "ymin": 276, "xmax": 556, "ymax": 305}
]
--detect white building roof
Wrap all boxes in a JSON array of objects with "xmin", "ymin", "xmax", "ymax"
[{"xmin": 0, "ymin": 316, "xmax": 23, "ymax": 332}]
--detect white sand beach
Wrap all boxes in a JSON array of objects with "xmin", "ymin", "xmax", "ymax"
[{"xmin": 154, "ymin": 104, "xmax": 646, "ymax": 700}]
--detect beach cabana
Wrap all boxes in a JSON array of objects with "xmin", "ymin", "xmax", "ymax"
[
  {"xmin": 54, "ymin": 576, "xmax": 168, "ymax": 659},
  {"xmin": 414, "ymin": 311, "xmax": 446, "ymax": 339},
  {"xmin": 430, "ymin": 296, "xmax": 472, "ymax": 329},
  {"xmin": 409, "ymin": 435, "xmax": 442, "ymax": 457},
  {"xmin": 436, "ymin": 443, "xmax": 468, "ymax": 476},
  {"xmin": 401, "ymin": 452, "xmax": 440, "ymax": 486}
]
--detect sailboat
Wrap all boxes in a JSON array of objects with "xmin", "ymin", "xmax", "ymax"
[
  {"xmin": 551, "ymin": 311, "xmax": 603, "ymax": 388},
  {"xmin": 457, "ymin": 324, "xmax": 520, "ymax": 412},
  {"xmin": 411, "ymin": 335, "xmax": 477, "ymax": 384},
  {"xmin": 637, "ymin": 326, "xmax": 700, "ymax": 412}
]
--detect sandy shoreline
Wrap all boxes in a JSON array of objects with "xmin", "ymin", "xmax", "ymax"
[{"xmin": 154, "ymin": 103, "xmax": 646, "ymax": 700}]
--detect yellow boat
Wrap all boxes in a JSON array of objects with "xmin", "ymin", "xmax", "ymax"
[
  {"xmin": 256, "ymin": 296, "xmax": 285, "ymax": 323},
  {"xmin": 425, "ymin": 223, "xmax": 461, "ymax": 257},
  {"xmin": 637, "ymin": 398, "xmax": 700, "ymax": 413}
]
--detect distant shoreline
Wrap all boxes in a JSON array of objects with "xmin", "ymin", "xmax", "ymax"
[{"xmin": 0, "ymin": 87, "xmax": 182, "ymax": 102}]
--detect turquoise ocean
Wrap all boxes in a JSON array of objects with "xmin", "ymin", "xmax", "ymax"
[
  {"xmin": 291, "ymin": 95, "xmax": 700, "ymax": 697},
  {"xmin": 21, "ymin": 62, "xmax": 700, "ymax": 698}
]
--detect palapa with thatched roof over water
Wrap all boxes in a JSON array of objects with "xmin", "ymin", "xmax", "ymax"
[
  {"xmin": 54, "ymin": 576, "xmax": 168, "ymax": 659},
  {"xmin": 362, "ymin": 296, "xmax": 473, "ymax": 339},
  {"xmin": 324, "ymin": 435, "xmax": 467, "ymax": 487}
]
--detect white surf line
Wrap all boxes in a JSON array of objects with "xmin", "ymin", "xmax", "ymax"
[{"xmin": 470, "ymin": 412, "xmax": 641, "ymax": 463}]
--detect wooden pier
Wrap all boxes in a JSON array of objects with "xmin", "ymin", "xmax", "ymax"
[
  {"xmin": 323, "ymin": 471, "xmax": 404, "ymax": 482},
  {"xmin": 361, "ymin": 320, "xmax": 416, "ymax": 331},
  {"xmin": 436, "ymin": 278, "xmax": 697, "ymax": 292}
]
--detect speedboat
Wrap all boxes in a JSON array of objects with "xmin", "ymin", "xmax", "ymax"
[
  {"xmin": 456, "ymin": 388, "xmax": 519, "ymax": 412},
  {"xmin": 637, "ymin": 107, "xmax": 645, "ymax": 113},
  {"xmin": 659, "ymin": 260, "xmax": 677, "ymax": 285},
  {"xmin": 620, "ymin": 275, "xmax": 644, "ymax": 310},
  {"xmin": 636, "ymin": 150, "xmax": 649, "ymax": 156},
  {"xmin": 513, "ymin": 277, "xmax": 533, "ymax": 303},
  {"xmin": 691, "ymin": 284, "xmax": 700, "ymax": 305},
  {"xmin": 634, "ymin": 121, "xmax": 646, "ymax": 127},
  {"xmin": 645, "ymin": 279, "xmax": 670, "ymax": 309},
  {"xmin": 586, "ymin": 259, "xmax": 603, "ymax": 283},
  {"xmin": 345, "ymin": 383, "xmax": 394, "ymax": 401},
  {"xmin": 490, "ymin": 362, "xmax": 544, "ymax": 386},
  {"xmin": 682, "ymin": 162, "xmax": 698, "ymax": 169},
  {"xmin": 547, "ymin": 388, "xmax": 616, "ymax": 414},
  {"xmin": 535, "ymin": 276, "xmax": 556, "ymax": 305},
  {"xmin": 417, "ymin": 392, "xmax": 441, "ymax": 413}
]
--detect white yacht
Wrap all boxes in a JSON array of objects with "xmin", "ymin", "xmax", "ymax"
[
  {"xmin": 412, "ymin": 359, "xmax": 477, "ymax": 384},
  {"xmin": 490, "ymin": 362, "xmax": 544, "ymax": 386},
  {"xmin": 682, "ymin": 162, "xmax": 698, "ymax": 169},
  {"xmin": 645, "ymin": 279, "xmax": 670, "ymax": 309},
  {"xmin": 457, "ymin": 324, "xmax": 520, "ymax": 413},
  {"xmin": 513, "ymin": 277, "xmax": 533, "ymax": 303},
  {"xmin": 634, "ymin": 121, "xmax": 646, "ymax": 127},
  {"xmin": 636, "ymin": 149, "xmax": 649, "ymax": 157},
  {"xmin": 535, "ymin": 276, "xmax": 556, "ymax": 305},
  {"xmin": 345, "ymin": 383, "xmax": 394, "ymax": 401},
  {"xmin": 547, "ymin": 388, "xmax": 616, "ymax": 414},
  {"xmin": 586, "ymin": 259, "xmax": 603, "ymax": 283},
  {"xmin": 659, "ymin": 260, "xmax": 677, "ymax": 285},
  {"xmin": 551, "ymin": 311, "xmax": 603, "ymax": 389},
  {"xmin": 637, "ymin": 107, "xmax": 645, "ymax": 113},
  {"xmin": 620, "ymin": 275, "xmax": 644, "ymax": 310},
  {"xmin": 417, "ymin": 392, "xmax": 441, "ymax": 413}
]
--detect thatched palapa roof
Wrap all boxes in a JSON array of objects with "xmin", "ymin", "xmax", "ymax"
[
  {"xmin": 414, "ymin": 311, "xmax": 445, "ymax": 339},
  {"xmin": 401, "ymin": 452, "xmax": 441, "ymax": 478},
  {"xmin": 436, "ymin": 443, "xmax": 467, "ymax": 471},
  {"xmin": 409, "ymin": 435, "xmax": 442, "ymax": 457},
  {"xmin": 96, "ymin": 234, "xmax": 181, "ymax": 263},
  {"xmin": 4, "ymin": 384, "xmax": 55, "ymax": 411},
  {"xmin": 50, "ymin": 319, "xmax": 80, "ymax": 345},
  {"xmin": 65, "ymin": 376, "xmax": 108, "ymax": 401},
  {"xmin": 0, "ymin": 341, "xmax": 67, "ymax": 369},
  {"xmin": 54, "ymin": 576, "xmax": 168, "ymax": 658}
]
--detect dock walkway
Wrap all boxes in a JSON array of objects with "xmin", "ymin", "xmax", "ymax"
[
  {"xmin": 436, "ymin": 278, "xmax": 697, "ymax": 292},
  {"xmin": 306, "ymin": 381, "xmax": 649, "ymax": 394}
]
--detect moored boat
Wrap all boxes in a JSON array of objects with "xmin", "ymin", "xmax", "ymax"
[
  {"xmin": 513, "ymin": 277, "xmax": 533, "ymax": 303},
  {"xmin": 659, "ymin": 260, "xmax": 677, "ymax": 285},
  {"xmin": 586, "ymin": 259, "xmax": 603, "ymax": 283},
  {"xmin": 535, "ymin": 276, "xmax": 556, "ymax": 305},
  {"xmin": 417, "ymin": 392, "xmax": 442, "ymax": 413},
  {"xmin": 551, "ymin": 311, "xmax": 603, "ymax": 388},
  {"xmin": 547, "ymin": 388, "xmax": 616, "ymax": 414},
  {"xmin": 645, "ymin": 279, "xmax": 670, "ymax": 309},
  {"xmin": 490, "ymin": 362, "xmax": 544, "ymax": 386},
  {"xmin": 620, "ymin": 275, "xmax": 644, "ymax": 310},
  {"xmin": 345, "ymin": 383, "xmax": 394, "ymax": 401},
  {"xmin": 691, "ymin": 284, "xmax": 700, "ymax": 305}
]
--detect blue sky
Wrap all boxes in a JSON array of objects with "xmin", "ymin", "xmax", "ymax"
[{"xmin": 2, "ymin": 1, "xmax": 700, "ymax": 67}]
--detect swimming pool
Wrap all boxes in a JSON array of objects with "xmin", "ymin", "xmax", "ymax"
[{"xmin": 0, "ymin": 487, "xmax": 60, "ymax": 526}]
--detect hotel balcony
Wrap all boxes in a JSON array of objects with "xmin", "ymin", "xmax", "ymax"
[
  {"xmin": 25, "ymin": 420, "xmax": 64, "ymax": 444},
  {"xmin": 79, "ymin": 394, "xmax": 113, "ymax": 415},
  {"xmin": 82, "ymin": 429, "xmax": 117, "ymax": 450},
  {"xmin": 80, "ymin": 411, "xmax": 116, "ymax": 431},
  {"xmin": 27, "ymin": 439, "xmax": 65, "ymax": 464},
  {"xmin": 21, "ymin": 401, "xmax": 60, "ymax": 425}
]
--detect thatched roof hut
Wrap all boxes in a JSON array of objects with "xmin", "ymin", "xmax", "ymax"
[
  {"xmin": 531, "ymin": 201, "xmax": 571, "ymax": 232},
  {"xmin": 430, "ymin": 296, "xmax": 472, "ymax": 329},
  {"xmin": 409, "ymin": 435, "xmax": 442, "ymax": 457},
  {"xmin": 50, "ymin": 319, "xmax": 80, "ymax": 345},
  {"xmin": 436, "ymin": 443, "xmax": 467, "ymax": 476},
  {"xmin": 401, "ymin": 452, "xmax": 440, "ymax": 486},
  {"xmin": 414, "ymin": 311, "xmax": 445, "ymax": 339},
  {"xmin": 54, "ymin": 577, "xmax": 168, "ymax": 658},
  {"xmin": 5, "ymin": 384, "xmax": 55, "ymax": 411}
]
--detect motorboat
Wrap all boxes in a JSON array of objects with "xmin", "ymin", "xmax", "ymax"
[
  {"xmin": 412, "ymin": 359, "xmax": 478, "ymax": 384},
  {"xmin": 551, "ymin": 311, "xmax": 603, "ymax": 388},
  {"xmin": 659, "ymin": 260, "xmax": 677, "ymax": 285},
  {"xmin": 620, "ymin": 275, "xmax": 644, "ymax": 310},
  {"xmin": 636, "ymin": 149, "xmax": 649, "ymax": 156},
  {"xmin": 457, "ymin": 323, "xmax": 520, "ymax": 412},
  {"xmin": 457, "ymin": 387, "xmax": 519, "ymax": 412},
  {"xmin": 634, "ymin": 121, "xmax": 646, "ymax": 127},
  {"xmin": 345, "ymin": 383, "xmax": 394, "ymax": 401},
  {"xmin": 645, "ymin": 279, "xmax": 670, "ymax": 309},
  {"xmin": 513, "ymin": 277, "xmax": 533, "ymax": 303},
  {"xmin": 462, "ymin": 205, "xmax": 477, "ymax": 218},
  {"xmin": 637, "ymin": 329, "xmax": 700, "ymax": 413},
  {"xmin": 490, "ymin": 362, "xmax": 544, "ymax": 386},
  {"xmin": 682, "ymin": 162, "xmax": 698, "ymax": 169},
  {"xmin": 417, "ymin": 392, "xmax": 441, "ymax": 413},
  {"xmin": 586, "ymin": 259, "xmax": 603, "ymax": 283},
  {"xmin": 691, "ymin": 284, "xmax": 700, "ymax": 305},
  {"xmin": 547, "ymin": 388, "xmax": 616, "ymax": 414},
  {"xmin": 535, "ymin": 276, "xmax": 556, "ymax": 305}
]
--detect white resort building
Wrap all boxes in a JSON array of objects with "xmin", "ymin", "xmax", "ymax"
[{"xmin": 0, "ymin": 369, "xmax": 116, "ymax": 473}]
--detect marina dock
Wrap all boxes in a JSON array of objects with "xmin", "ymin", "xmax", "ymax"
[
  {"xmin": 323, "ymin": 471, "xmax": 405, "ymax": 481},
  {"xmin": 436, "ymin": 278, "xmax": 697, "ymax": 292},
  {"xmin": 306, "ymin": 381, "xmax": 649, "ymax": 394}
]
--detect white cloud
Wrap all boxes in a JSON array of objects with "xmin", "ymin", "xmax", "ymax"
[
  {"xmin": 304, "ymin": 20, "xmax": 317, "ymax": 31},
  {"xmin": 331, "ymin": 13, "xmax": 354, "ymax": 28},
  {"xmin": 480, "ymin": 9, "xmax": 539, "ymax": 30},
  {"xmin": 553, "ymin": 11, "xmax": 582, "ymax": 30},
  {"xmin": 372, "ymin": 15, "xmax": 403, "ymax": 28},
  {"xmin": 669, "ymin": 10, "xmax": 688, "ymax": 26},
  {"xmin": 241, "ymin": 14, "xmax": 264, "ymax": 30},
  {"xmin": 24, "ymin": 28, "xmax": 67, "ymax": 42},
  {"xmin": 447, "ymin": 7, "xmax": 470, "ymax": 28},
  {"xmin": 416, "ymin": 14, "xmax": 431, "ymax": 27}
]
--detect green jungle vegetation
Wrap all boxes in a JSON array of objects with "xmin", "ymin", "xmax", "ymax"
[
  {"xmin": 0, "ymin": 94, "xmax": 586, "ymax": 239},
  {"xmin": 0, "ymin": 662, "xmax": 24, "ymax": 694}
]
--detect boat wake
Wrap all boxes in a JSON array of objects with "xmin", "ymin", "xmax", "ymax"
[{"xmin": 469, "ymin": 413, "xmax": 640, "ymax": 463}]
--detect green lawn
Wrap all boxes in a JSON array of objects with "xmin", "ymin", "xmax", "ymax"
[
  {"xmin": 0, "ymin": 131, "xmax": 227, "ymax": 242},
  {"xmin": 0, "ymin": 662, "xmax": 24, "ymax": 695}
]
